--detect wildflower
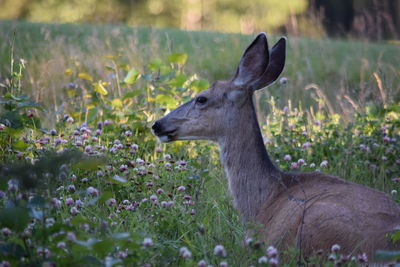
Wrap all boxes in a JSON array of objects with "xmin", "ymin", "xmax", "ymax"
[
  {"xmin": 50, "ymin": 129, "xmax": 57, "ymax": 136},
  {"xmin": 288, "ymin": 124, "xmax": 295, "ymax": 130},
  {"xmin": 258, "ymin": 256, "xmax": 268, "ymax": 264},
  {"xmin": 97, "ymin": 170, "xmax": 104, "ymax": 177},
  {"xmin": 68, "ymin": 184, "xmax": 76, "ymax": 193},
  {"xmin": 269, "ymin": 257, "xmax": 279, "ymax": 267},
  {"xmin": 290, "ymin": 162, "xmax": 298, "ymax": 169},
  {"xmin": 283, "ymin": 155, "xmax": 292, "ymax": 161},
  {"xmin": 51, "ymin": 197, "xmax": 61, "ymax": 208},
  {"xmin": 266, "ymin": 246, "xmax": 278, "ymax": 258},
  {"xmin": 331, "ymin": 244, "xmax": 341, "ymax": 253},
  {"xmin": 136, "ymin": 158, "xmax": 145, "ymax": 165},
  {"xmin": 1, "ymin": 228, "xmax": 12, "ymax": 237},
  {"xmin": 56, "ymin": 241, "xmax": 66, "ymax": 249},
  {"xmin": 320, "ymin": 160, "xmax": 328, "ymax": 168},
  {"xmin": 383, "ymin": 136, "xmax": 391, "ymax": 143},
  {"xmin": 87, "ymin": 186, "xmax": 99, "ymax": 196},
  {"xmin": 214, "ymin": 245, "xmax": 227, "ymax": 257},
  {"xmin": 65, "ymin": 197, "xmax": 74, "ymax": 206},
  {"xmin": 357, "ymin": 253, "xmax": 368, "ymax": 263},
  {"xmin": 66, "ymin": 117, "xmax": 74, "ymax": 123},
  {"xmin": 391, "ymin": 190, "xmax": 397, "ymax": 195},
  {"xmin": 84, "ymin": 145, "xmax": 92, "ymax": 153},
  {"xmin": 179, "ymin": 247, "xmax": 192, "ymax": 259},
  {"xmin": 95, "ymin": 129, "xmax": 102, "ymax": 136},
  {"xmin": 117, "ymin": 250, "xmax": 128, "ymax": 259},
  {"xmin": 302, "ymin": 142, "xmax": 312, "ymax": 149},
  {"xmin": 45, "ymin": 218, "xmax": 55, "ymax": 227},
  {"xmin": 37, "ymin": 247, "xmax": 51, "ymax": 258},
  {"xmin": 244, "ymin": 237, "xmax": 253, "ymax": 246},
  {"xmin": 219, "ymin": 261, "xmax": 228, "ymax": 267},
  {"xmin": 7, "ymin": 179, "xmax": 18, "ymax": 192},
  {"xmin": 104, "ymin": 120, "xmax": 112, "ymax": 126},
  {"xmin": 119, "ymin": 164, "xmax": 128, "ymax": 172},
  {"xmin": 75, "ymin": 199, "xmax": 84, "ymax": 207},
  {"xmin": 66, "ymin": 232, "xmax": 76, "ymax": 241},
  {"xmin": 155, "ymin": 147, "xmax": 162, "ymax": 153},
  {"xmin": 198, "ymin": 260, "xmax": 208, "ymax": 267},
  {"xmin": 143, "ymin": 237, "xmax": 153, "ymax": 247},
  {"xmin": 297, "ymin": 159, "xmax": 305, "ymax": 166},
  {"xmin": 150, "ymin": 195, "xmax": 158, "ymax": 202},
  {"xmin": 279, "ymin": 77, "xmax": 288, "ymax": 84},
  {"xmin": 156, "ymin": 188, "xmax": 164, "ymax": 194},
  {"xmin": 70, "ymin": 206, "xmax": 79, "ymax": 215},
  {"xmin": 124, "ymin": 130, "xmax": 132, "ymax": 137},
  {"xmin": 0, "ymin": 261, "xmax": 10, "ymax": 267},
  {"xmin": 106, "ymin": 198, "xmax": 117, "ymax": 206},
  {"xmin": 177, "ymin": 185, "xmax": 186, "ymax": 192},
  {"xmin": 0, "ymin": 124, "xmax": 6, "ymax": 130},
  {"xmin": 164, "ymin": 154, "xmax": 172, "ymax": 160},
  {"xmin": 309, "ymin": 163, "xmax": 316, "ymax": 168},
  {"xmin": 177, "ymin": 160, "xmax": 187, "ymax": 166},
  {"xmin": 190, "ymin": 209, "xmax": 196, "ymax": 215},
  {"xmin": 132, "ymin": 144, "xmax": 139, "ymax": 150}
]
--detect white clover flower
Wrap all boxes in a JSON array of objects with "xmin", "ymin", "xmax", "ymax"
[
  {"xmin": 283, "ymin": 154, "xmax": 292, "ymax": 161},
  {"xmin": 70, "ymin": 206, "xmax": 79, "ymax": 215},
  {"xmin": 331, "ymin": 244, "xmax": 341, "ymax": 253},
  {"xmin": 214, "ymin": 245, "xmax": 227, "ymax": 257},
  {"xmin": 179, "ymin": 247, "xmax": 192, "ymax": 259},
  {"xmin": 57, "ymin": 241, "xmax": 66, "ymax": 249},
  {"xmin": 391, "ymin": 190, "xmax": 397, "ymax": 195},
  {"xmin": 177, "ymin": 185, "xmax": 186, "ymax": 192},
  {"xmin": 266, "ymin": 246, "xmax": 278, "ymax": 258},
  {"xmin": 86, "ymin": 186, "xmax": 99, "ymax": 196},
  {"xmin": 143, "ymin": 237, "xmax": 153, "ymax": 247},
  {"xmin": 197, "ymin": 260, "xmax": 207, "ymax": 267},
  {"xmin": 320, "ymin": 160, "xmax": 328, "ymax": 168},
  {"xmin": 258, "ymin": 256, "xmax": 268, "ymax": 264}
]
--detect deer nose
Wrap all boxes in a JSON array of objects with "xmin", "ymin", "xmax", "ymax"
[{"xmin": 152, "ymin": 121, "xmax": 162, "ymax": 134}]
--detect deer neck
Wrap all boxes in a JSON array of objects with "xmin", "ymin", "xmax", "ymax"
[{"xmin": 218, "ymin": 99, "xmax": 282, "ymax": 221}]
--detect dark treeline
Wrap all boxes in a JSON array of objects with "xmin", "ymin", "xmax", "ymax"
[
  {"xmin": 312, "ymin": 0, "xmax": 400, "ymax": 39},
  {"xmin": 0, "ymin": 0, "xmax": 399, "ymax": 39}
]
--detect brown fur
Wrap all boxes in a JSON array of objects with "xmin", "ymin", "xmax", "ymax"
[{"xmin": 153, "ymin": 33, "xmax": 400, "ymax": 259}]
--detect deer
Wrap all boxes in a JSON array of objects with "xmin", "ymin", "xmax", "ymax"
[{"xmin": 151, "ymin": 33, "xmax": 400, "ymax": 259}]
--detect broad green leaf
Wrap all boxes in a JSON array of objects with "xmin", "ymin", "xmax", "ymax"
[
  {"xmin": 167, "ymin": 53, "xmax": 188, "ymax": 65},
  {"xmin": 0, "ymin": 207, "xmax": 30, "ymax": 231},
  {"xmin": 94, "ymin": 81, "xmax": 108, "ymax": 95},
  {"xmin": 123, "ymin": 89, "xmax": 141, "ymax": 99},
  {"xmin": 93, "ymin": 239, "xmax": 114, "ymax": 256},
  {"xmin": 12, "ymin": 139, "xmax": 28, "ymax": 150},
  {"xmin": 78, "ymin": 72, "xmax": 94, "ymax": 81},
  {"xmin": 124, "ymin": 68, "xmax": 140, "ymax": 85},
  {"xmin": 155, "ymin": 94, "xmax": 177, "ymax": 109},
  {"xmin": 74, "ymin": 158, "xmax": 106, "ymax": 171},
  {"xmin": 98, "ymin": 191, "xmax": 114, "ymax": 204},
  {"xmin": 191, "ymin": 79, "xmax": 210, "ymax": 93},
  {"xmin": 148, "ymin": 59, "xmax": 163, "ymax": 70}
]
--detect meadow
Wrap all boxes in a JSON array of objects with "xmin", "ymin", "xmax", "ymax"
[{"xmin": 0, "ymin": 20, "xmax": 399, "ymax": 266}]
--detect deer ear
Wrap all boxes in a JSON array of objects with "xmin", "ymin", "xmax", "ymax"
[
  {"xmin": 232, "ymin": 33, "xmax": 269, "ymax": 87},
  {"xmin": 251, "ymin": 37, "xmax": 286, "ymax": 90}
]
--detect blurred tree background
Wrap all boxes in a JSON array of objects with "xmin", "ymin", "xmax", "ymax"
[{"xmin": 0, "ymin": 0, "xmax": 399, "ymax": 39}]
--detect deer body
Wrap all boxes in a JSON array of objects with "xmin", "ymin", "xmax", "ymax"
[{"xmin": 152, "ymin": 33, "xmax": 400, "ymax": 258}]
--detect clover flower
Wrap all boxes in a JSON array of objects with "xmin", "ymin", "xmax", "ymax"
[{"xmin": 214, "ymin": 245, "xmax": 227, "ymax": 257}]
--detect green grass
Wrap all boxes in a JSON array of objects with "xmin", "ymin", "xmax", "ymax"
[
  {"xmin": 0, "ymin": 20, "xmax": 399, "ymax": 266},
  {"xmin": 1, "ymin": 19, "xmax": 399, "ymax": 119}
]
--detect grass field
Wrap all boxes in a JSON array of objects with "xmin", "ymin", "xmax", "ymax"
[{"xmin": 0, "ymin": 20, "xmax": 399, "ymax": 266}]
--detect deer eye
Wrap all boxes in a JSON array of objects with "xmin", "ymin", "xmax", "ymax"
[{"xmin": 196, "ymin": 96, "xmax": 208, "ymax": 105}]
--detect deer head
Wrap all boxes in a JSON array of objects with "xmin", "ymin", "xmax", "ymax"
[{"xmin": 152, "ymin": 33, "xmax": 286, "ymax": 143}]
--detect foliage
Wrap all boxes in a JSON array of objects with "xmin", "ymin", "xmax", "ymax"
[{"xmin": 0, "ymin": 26, "xmax": 399, "ymax": 266}]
